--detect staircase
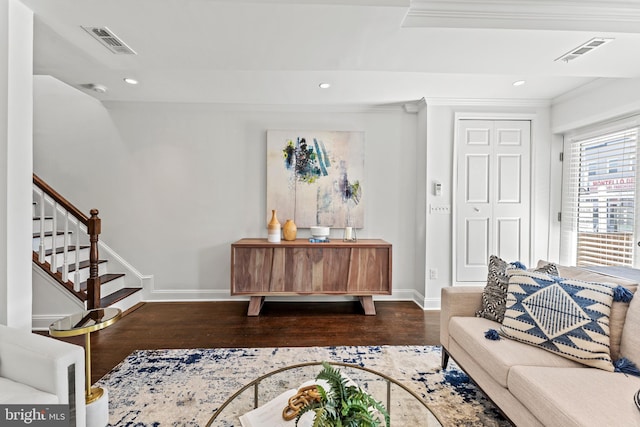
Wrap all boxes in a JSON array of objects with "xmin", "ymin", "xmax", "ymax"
[{"xmin": 32, "ymin": 175, "xmax": 148, "ymax": 329}]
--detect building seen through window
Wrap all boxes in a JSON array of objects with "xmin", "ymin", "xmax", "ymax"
[{"xmin": 570, "ymin": 128, "xmax": 637, "ymax": 266}]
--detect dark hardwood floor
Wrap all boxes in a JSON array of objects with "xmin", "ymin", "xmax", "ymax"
[{"xmin": 46, "ymin": 300, "xmax": 440, "ymax": 384}]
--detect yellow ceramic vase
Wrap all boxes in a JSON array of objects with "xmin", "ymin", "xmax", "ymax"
[{"xmin": 283, "ymin": 219, "xmax": 297, "ymax": 241}]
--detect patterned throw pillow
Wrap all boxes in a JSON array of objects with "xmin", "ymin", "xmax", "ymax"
[
  {"xmin": 501, "ymin": 269, "xmax": 615, "ymax": 371},
  {"xmin": 476, "ymin": 256, "xmax": 513, "ymax": 322},
  {"xmin": 476, "ymin": 256, "xmax": 558, "ymax": 323},
  {"xmin": 534, "ymin": 262, "xmax": 559, "ymax": 276}
]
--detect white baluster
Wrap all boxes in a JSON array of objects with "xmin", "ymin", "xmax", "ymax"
[
  {"xmin": 50, "ymin": 203, "xmax": 57, "ymax": 273},
  {"xmin": 62, "ymin": 211, "xmax": 69, "ymax": 283},
  {"xmin": 74, "ymin": 219, "xmax": 81, "ymax": 292},
  {"xmin": 38, "ymin": 189, "xmax": 45, "ymax": 263}
]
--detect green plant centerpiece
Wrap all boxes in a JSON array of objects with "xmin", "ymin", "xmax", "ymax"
[{"xmin": 296, "ymin": 362, "xmax": 390, "ymax": 427}]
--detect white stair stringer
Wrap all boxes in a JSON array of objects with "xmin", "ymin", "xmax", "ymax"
[{"xmin": 97, "ymin": 240, "xmax": 153, "ymax": 293}]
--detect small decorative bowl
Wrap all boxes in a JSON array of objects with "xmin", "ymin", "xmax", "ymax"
[{"xmin": 310, "ymin": 226, "xmax": 330, "ymax": 239}]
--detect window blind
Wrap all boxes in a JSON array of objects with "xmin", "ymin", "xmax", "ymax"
[{"xmin": 562, "ymin": 127, "xmax": 638, "ymax": 267}]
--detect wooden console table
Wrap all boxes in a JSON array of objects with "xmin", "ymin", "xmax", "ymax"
[{"xmin": 231, "ymin": 238, "xmax": 392, "ymax": 316}]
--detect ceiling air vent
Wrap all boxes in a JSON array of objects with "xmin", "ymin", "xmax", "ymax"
[
  {"xmin": 555, "ymin": 38, "xmax": 613, "ymax": 63},
  {"xmin": 81, "ymin": 26, "xmax": 137, "ymax": 55}
]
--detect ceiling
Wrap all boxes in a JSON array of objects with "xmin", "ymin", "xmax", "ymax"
[{"xmin": 19, "ymin": 0, "xmax": 640, "ymax": 106}]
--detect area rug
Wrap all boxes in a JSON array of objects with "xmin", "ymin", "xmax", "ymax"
[{"xmin": 96, "ymin": 345, "xmax": 509, "ymax": 426}]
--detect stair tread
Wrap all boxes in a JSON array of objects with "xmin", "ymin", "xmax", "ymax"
[
  {"xmin": 100, "ymin": 288, "xmax": 141, "ymax": 307},
  {"xmin": 59, "ymin": 259, "xmax": 107, "ymax": 273},
  {"xmin": 44, "ymin": 245, "xmax": 89, "ymax": 256},
  {"xmin": 79, "ymin": 273, "xmax": 126, "ymax": 291},
  {"xmin": 32, "ymin": 231, "xmax": 66, "ymax": 238}
]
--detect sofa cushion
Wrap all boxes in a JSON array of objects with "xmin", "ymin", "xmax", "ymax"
[
  {"xmin": 620, "ymin": 291, "xmax": 640, "ymax": 368},
  {"xmin": 477, "ymin": 256, "xmax": 557, "ymax": 323},
  {"xmin": 0, "ymin": 377, "xmax": 59, "ymax": 404},
  {"xmin": 502, "ymin": 269, "xmax": 615, "ymax": 371},
  {"xmin": 508, "ymin": 365, "xmax": 640, "ymax": 427},
  {"xmin": 448, "ymin": 316, "xmax": 581, "ymax": 388},
  {"xmin": 539, "ymin": 260, "xmax": 638, "ymax": 361}
]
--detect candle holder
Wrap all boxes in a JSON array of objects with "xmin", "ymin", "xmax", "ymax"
[{"xmin": 343, "ymin": 226, "xmax": 357, "ymax": 242}]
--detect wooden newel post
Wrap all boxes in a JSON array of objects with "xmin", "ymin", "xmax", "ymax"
[{"xmin": 86, "ymin": 209, "xmax": 101, "ymax": 310}]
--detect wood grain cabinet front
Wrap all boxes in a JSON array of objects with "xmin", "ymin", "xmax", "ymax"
[{"xmin": 231, "ymin": 239, "xmax": 392, "ymax": 316}]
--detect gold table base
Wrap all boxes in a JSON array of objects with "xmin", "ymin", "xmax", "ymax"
[{"xmin": 86, "ymin": 386, "xmax": 104, "ymax": 404}]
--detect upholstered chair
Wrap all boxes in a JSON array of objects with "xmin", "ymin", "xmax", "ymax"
[{"xmin": 0, "ymin": 324, "xmax": 86, "ymax": 427}]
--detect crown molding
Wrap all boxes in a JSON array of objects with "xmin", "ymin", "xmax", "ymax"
[
  {"xmin": 403, "ymin": 97, "xmax": 427, "ymax": 113},
  {"xmin": 102, "ymin": 100, "xmax": 409, "ymax": 114},
  {"xmin": 102, "ymin": 98, "xmax": 548, "ymax": 112},
  {"xmin": 209, "ymin": 0, "xmax": 408, "ymax": 5},
  {"xmin": 403, "ymin": 0, "xmax": 640, "ymax": 33},
  {"xmin": 425, "ymin": 97, "xmax": 550, "ymax": 108}
]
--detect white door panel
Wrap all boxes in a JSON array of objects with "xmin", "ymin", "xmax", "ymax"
[
  {"xmin": 460, "ymin": 217, "xmax": 491, "ymax": 281},
  {"xmin": 497, "ymin": 217, "xmax": 522, "ymax": 261},
  {"xmin": 456, "ymin": 119, "xmax": 531, "ymax": 282},
  {"xmin": 456, "ymin": 120, "xmax": 494, "ymax": 282},
  {"xmin": 465, "ymin": 121, "xmax": 492, "ymax": 145},
  {"xmin": 496, "ymin": 121, "xmax": 527, "ymax": 146},
  {"xmin": 496, "ymin": 129, "xmax": 524, "ymax": 146},
  {"xmin": 497, "ymin": 154, "xmax": 522, "ymax": 203},
  {"xmin": 466, "ymin": 154, "xmax": 490, "ymax": 203},
  {"xmin": 467, "ymin": 130, "xmax": 491, "ymax": 145}
]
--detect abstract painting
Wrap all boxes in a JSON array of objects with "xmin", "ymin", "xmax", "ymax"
[{"xmin": 267, "ymin": 130, "xmax": 364, "ymax": 228}]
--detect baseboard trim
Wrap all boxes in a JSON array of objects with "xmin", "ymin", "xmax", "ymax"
[
  {"xmin": 421, "ymin": 297, "xmax": 441, "ymax": 310},
  {"xmin": 409, "ymin": 289, "xmax": 441, "ymax": 310},
  {"xmin": 145, "ymin": 288, "xmax": 428, "ymax": 305},
  {"xmin": 32, "ymin": 314, "xmax": 66, "ymax": 331}
]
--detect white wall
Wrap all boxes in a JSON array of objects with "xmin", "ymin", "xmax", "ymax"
[
  {"xmin": 34, "ymin": 77, "xmax": 427, "ymax": 304},
  {"xmin": 32, "ymin": 266, "xmax": 84, "ymax": 330},
  {"xmin": 0, "ymin": 0, "xmax": 33, "ymax": 329},
  {"xmin": 424, "ymin": 101, "xmax": 554, "ymax": 298}
]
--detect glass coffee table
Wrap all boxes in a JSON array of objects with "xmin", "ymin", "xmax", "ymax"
[{"xmin": 207, "ymin": 361, "xmax": 442, "ymax": 426}]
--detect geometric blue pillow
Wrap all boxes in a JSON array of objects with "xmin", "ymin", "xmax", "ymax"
[{"xmin": 501, "ymin": 269, "xmax": 615, "ymax": 371}]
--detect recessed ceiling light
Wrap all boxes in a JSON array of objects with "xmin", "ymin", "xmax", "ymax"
[
  {"xmin": 319, "ymin": 83, "xmax": 331, "ymax": 89},
  {"xmin": 513, "ymin": 80, "xmax": 526, "ymax": 87},
  {"xmin": 124, "ymin": 78, "xmax": 139, "ymax": 85}
]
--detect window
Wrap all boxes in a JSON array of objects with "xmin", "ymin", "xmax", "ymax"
[{"xmin": 562, "ymin": 125, "xmax": 639, "ymax": 267}]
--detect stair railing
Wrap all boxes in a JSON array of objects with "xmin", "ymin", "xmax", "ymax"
[{"xmin": 32, "ymin": 174, "xmax": 102, "ymax": 309}]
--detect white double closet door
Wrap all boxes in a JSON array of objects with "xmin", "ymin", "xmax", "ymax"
[{"xmin": 455, "ymin": 119, "xmax": 531, "ymax": 283}]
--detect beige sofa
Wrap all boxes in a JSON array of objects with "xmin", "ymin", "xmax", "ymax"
[{"xmin": 440, "ymin": 264, "xmax": 640, "ymax": 427}]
